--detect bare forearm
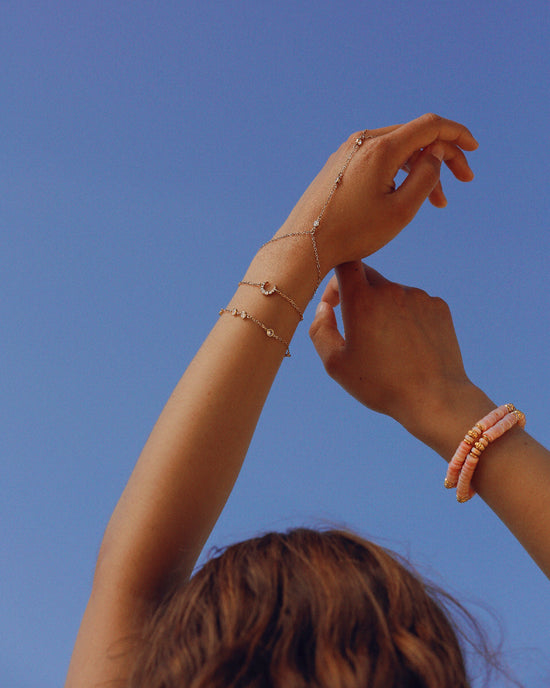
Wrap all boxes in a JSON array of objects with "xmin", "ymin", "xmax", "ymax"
[
  {"xmin": 95, "ymin": 237, "xmax": 318, "ymax": 596},
  {"xmin": 311, "ymin": 264, "xmax": 550, "ymax": 578},
  {"xmin": 409, "ymin": 385, "xmax": 550, "ymax": 577}
]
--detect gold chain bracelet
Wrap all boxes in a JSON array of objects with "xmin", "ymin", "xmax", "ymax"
[
  {"xmin": 238, "ymin": 280, "xmax": 304, "ymax": 320},
  {"xmin": 219, "ymin": 307, "xmax": 291, "ymax": 357}
]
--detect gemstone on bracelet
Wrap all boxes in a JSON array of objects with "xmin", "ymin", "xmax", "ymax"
[{"xmin": 260, "ymin": 282, "xmax": 277, "ymax": 295}]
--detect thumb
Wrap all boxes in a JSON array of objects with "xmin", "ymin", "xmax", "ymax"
[
  {"xmin": 394, "ymin": 142, "xmax": 444, "ymax": 217},
  {"xmin": 309, "ymin": 300, "xmax": 345, "ymax": 370}
]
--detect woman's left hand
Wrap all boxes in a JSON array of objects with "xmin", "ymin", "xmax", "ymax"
[{"xmin": 277, "ymin": 113, "xmax": 478, "ymax": 276}]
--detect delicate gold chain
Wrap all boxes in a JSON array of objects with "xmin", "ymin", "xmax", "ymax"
[
  {"xmin": 260, "ymin": 130, "xmax": 373, "ymax": 290},
  {"xmin": 219, "ymin": 130, "xmax": 373, "ymax": 360},
  {"xmin": 238, "ymin": 280, "xmax": 304, "ymax": 320},
  {"xmin": 219, "ymin": 307, "xmax": 291, "ymax": 357}
]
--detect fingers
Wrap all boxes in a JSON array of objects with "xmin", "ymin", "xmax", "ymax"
[
  {"xmin": 334, "ymin": 261, "xmax": 369, "ymax": 302},
  {"xmin": 428, "ymin": 180, "xmax": 447, "ymax": 208},
  {"xmin": 335, "ymin": 262, "xmax": 384, "ymax": 343},
  {"xmin": 440, "ymin": 140, "xmax": 475, "ymax": 182},
  {"xmin": 309, "ymin": 300, "xmax": 345, "ymax": 371},
  {"xmin": 385, "ymin": 113, "xmax": 478, "ymax": 161},
  {"xmin": 311, "ymin": 261, "xmax": 371, "ymax": 366},
  {"xmin": 392, "ymin": 144, "xmax": 446, "ymax": 217},
  {"xmin": 400, "ymin": 139, "xmax": 474, "ymax": 208},
  {"xmin": 320, "ymin": 274, "xmax": 340, "ymax": 308}
]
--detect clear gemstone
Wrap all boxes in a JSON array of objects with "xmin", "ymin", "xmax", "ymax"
[
  {"xmin": 261, "ymin": 282, "xmax": 276, "ymax": 295},
  {"xmin": 266, "ymin": 329, "xmax": 274, "ymax": 337}
]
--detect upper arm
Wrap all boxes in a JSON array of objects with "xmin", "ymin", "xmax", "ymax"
[{"xmin": 65, "ymin": 580, "xmax": 151, "ymax": 688}]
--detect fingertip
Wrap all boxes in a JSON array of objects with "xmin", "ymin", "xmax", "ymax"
[
  {"xmin": 430, "ymin": 194, "xmax": 447, "ymax": 208},
  {"xmin": 456, "ymin": 124, "xmax": 478, "ymax": 151},
  {"xmin": 460, "ymin": 136, "xmax": 479, "ymax": 152},
  {"xmin": 315, "ymin": 300, "xmax": 331, "ymax": 316},
  {"xmin": 311, "ymin": 299, "xmax": 337, "ymax": 332}
]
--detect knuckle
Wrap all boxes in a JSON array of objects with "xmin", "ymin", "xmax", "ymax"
[
  {"xmin": 422, "ymin": 112, "xmax": 442, "ymax": 125},
  {"xmin": 411, "ymin": 286, "xmax": 429, "ymax": 300},
  {"xmin": 430, "ymin": 295, "xmax": 451, "ymax": 314},
  {"xmin": 371, "ymin": 136, "xmax": 395, "ymax": 157},
  {"xmin": 386, "ymin": 282, "xmax": 407, "ymax": 304}
]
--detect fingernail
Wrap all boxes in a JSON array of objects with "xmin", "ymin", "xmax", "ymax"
[
  {"xmin": 316, "ymin": 301, "xmax": 328, "ymax": 315},
  {"xmin": 430, "ymin": 143, "xmax": 445, "ymax": 161}
]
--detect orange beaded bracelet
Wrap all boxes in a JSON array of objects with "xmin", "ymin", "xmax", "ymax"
[{"xmin": 445, "ymin": 404, "xmax": 526, "ymax": 503}]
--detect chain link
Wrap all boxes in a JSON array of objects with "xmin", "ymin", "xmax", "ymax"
[
  {"xmin": 260, "ymin": 130, "xmax": 374, "ymax": 290},
  {"xmin": 219, "ymin": 307, "xmax": 291, "ymax": 357}
]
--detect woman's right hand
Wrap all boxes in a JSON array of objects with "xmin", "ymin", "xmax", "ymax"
[
  {"xmin": 309, "ymin": 261, "xmax": 484, "ymax": 448},
  {"xmin": 276, "ymin": 114, "xmax": 478, "ymax": 278}
]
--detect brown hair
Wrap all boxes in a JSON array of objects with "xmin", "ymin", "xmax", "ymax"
[{"xmin": 128, "ymin": 528, "xmax": 496, "ymax": 687}]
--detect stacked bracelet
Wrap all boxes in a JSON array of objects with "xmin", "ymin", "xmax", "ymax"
[
  {"xmin": 239, "ymin": 280, "xmax": 304, "ymax": 320},
  {"xmin": 218, "ymin": 277, "xmax": 304, "ymax": 358},
  {"xmin": 445, "ymin": 403, "xmax": 526, "ymax": 503},
  {"xmin": 219, "ymin": 307, "xmax": 291, "ymax": 357}
]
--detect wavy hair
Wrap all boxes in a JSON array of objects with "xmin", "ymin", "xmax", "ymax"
[{"xmin": 128, "ymin": 528, "xmax": 502, "ymax": 687}]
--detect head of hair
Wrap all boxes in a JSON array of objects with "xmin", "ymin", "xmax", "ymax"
[{"xmin": 128, "ymin": 528, "xmax": 495, "ymax": 688}]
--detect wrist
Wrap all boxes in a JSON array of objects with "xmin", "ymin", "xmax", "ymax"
[
  {"xmin": 398, "ymin": 383, "xmax": 497, "ymax": 462},
  {"xmin": 250, "ymin": 227, "xmax": 323, "ymax": 308}
]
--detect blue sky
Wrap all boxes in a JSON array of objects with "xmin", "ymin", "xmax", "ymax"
[{"xmin": 1, "ymin": 1, "xmax": 549, "ymax": 686}]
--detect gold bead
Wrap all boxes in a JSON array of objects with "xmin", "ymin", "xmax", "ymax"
[
  {"xmin": 444, "ymin": 479, "xmax": 454, "ymax": 489},
  {"xmin": 266, "ymin": 329, "xmax": 274, "ymax": 337},
  {"xmin": 514, "ymin": 410, "xmax": 526, "ymax": 428},
  {"xmin": 506, "ymin": 403, "xmax": 515, "ymax": 413},
  {"xmin": 474, "ymin": 441, "xmax": 486, "ymax": 452},
  {"xmin": 470, "ymin": 447, "xmax": 481, "ymax": 457},
  {"xmin": 464, "ymin": 435, "xmax": 474, "ymax": 445},
  {"xmin": 457, "ymin": 495, "xmax": 469, "ymax": 503}
]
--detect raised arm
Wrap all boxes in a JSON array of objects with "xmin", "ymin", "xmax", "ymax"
[
  {"xmin": 310, "ymin": 261, "xmax": 550, "ymax": 576},
  {"xmin": 65, "ymin": 114, "xmax": 478, "ymax": 687}
]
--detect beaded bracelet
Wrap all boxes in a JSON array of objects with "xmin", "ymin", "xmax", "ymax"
[
  {"xmin": 445, "ymin": 403, "xmax": 526, "ymax": 503},
  {"xmin": 219, "ymin": 307, "xmax": 291, "ymax": 357}
]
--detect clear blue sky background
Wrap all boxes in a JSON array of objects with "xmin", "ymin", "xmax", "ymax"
[{"xmin": 1, "ymin": 2, "xmax": 549, "ymax": 686}]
